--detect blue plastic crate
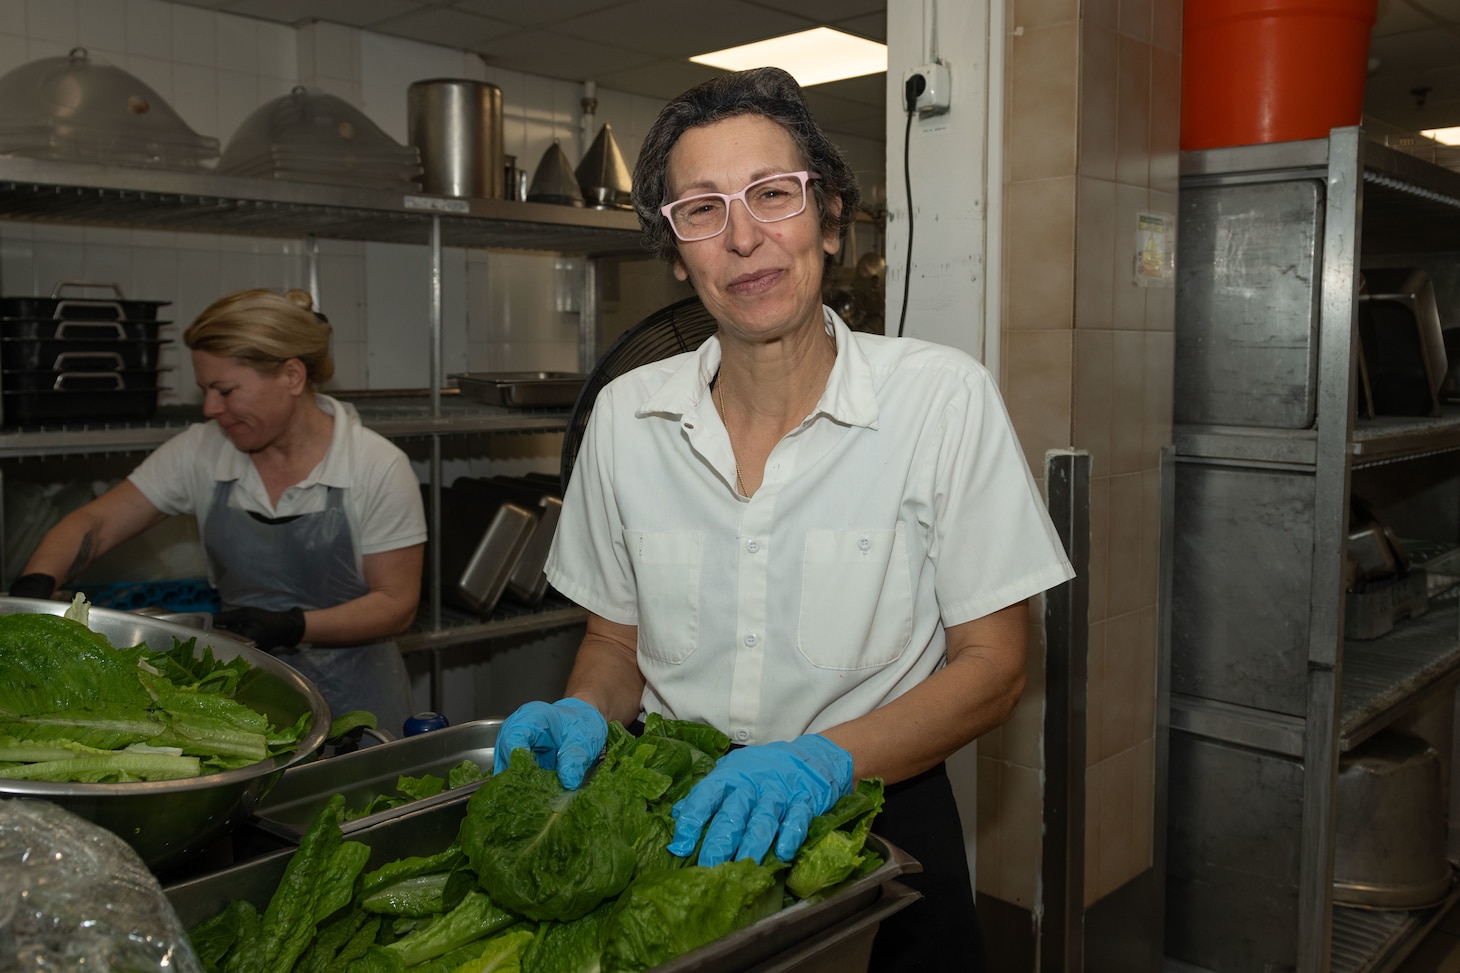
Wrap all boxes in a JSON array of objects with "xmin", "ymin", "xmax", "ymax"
[{"xmin": 75, "ymin": 577, "xmax": 221, "ymax": 614}]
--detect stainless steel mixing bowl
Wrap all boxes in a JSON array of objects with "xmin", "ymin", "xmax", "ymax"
[{"xmin": 0, "ymin": 596, "xmax": 330, "ymax": 872}]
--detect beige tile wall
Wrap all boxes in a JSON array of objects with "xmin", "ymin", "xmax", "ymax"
[{"xmin": 976, "ymin": 0, "xmax": 1179, "ymax": 909}]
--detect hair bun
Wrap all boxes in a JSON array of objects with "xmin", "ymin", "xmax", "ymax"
[{"xmin": 283, "ymin": 288, "xmax": 315, "ymax": 312}]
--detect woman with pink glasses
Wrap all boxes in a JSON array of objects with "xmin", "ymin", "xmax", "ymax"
[{"xmin": 495, "ymin": 66, "xmax": 1072, "ymax": 971}]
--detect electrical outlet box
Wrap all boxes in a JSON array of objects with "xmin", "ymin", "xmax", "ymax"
[{"xmin": 906, "ymin": 63, "xmax": 951, "ymax": 116}]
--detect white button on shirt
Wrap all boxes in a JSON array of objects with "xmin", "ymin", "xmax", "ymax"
[{"xmin": 545, "ymin": 308, "xmax": 1074, "ymax": 744}]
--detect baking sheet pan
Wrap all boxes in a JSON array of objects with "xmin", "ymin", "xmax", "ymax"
[
  {"xmin": 454, "ymin": 371, "xmax": 587, "ymax": 408},
  {"xmin": 166, "ymin": 795, "xmax": 920, "ymax": 973},
  {"xmin": 249, "ymin": 718, "xmax": 501, "ymax": 841}
]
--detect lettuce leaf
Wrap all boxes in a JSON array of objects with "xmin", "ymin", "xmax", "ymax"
[
  {"xmin": 0, "ymin": 607, "xmax": 309, "ymax": 782},
  {"xmin": 600, "ymin": 858, "xmax": 785, "ymax": 971},
  {"xmin": 459, "ymin": 742, "xmax": 671, "ymax": 921},
  {"xmin": 0, "ymin": 612, "xmax": 151, "ymax": 714},
  {"xmin": 380, "ymin": 888, "xmax": 520, "ymax": 966},
  {"xmin": 786, "ymin": 777, "xmax": 885, "ymax": 899},
  {"xmin": 521, "ymin": 904, "xmax": 612, "ymax": 973},
  {"xmin": 218, "ymin": 793, "xmax": 371, "ymax": 973}
]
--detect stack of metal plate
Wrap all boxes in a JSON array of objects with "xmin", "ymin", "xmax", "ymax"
[
  {"xmin": 218, "ymin": 87, "xmax": 422, "ymax": 191},
  {"xmin": 0, "ymin": 49, "xmax": 218, "ymax": 170}
]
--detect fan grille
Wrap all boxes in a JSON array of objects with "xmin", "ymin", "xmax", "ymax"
[{"xmin": 560, "ymin": 295, "xmax": 719, "ymax": 493}]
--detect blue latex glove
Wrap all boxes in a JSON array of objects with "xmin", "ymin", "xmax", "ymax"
[
  {"xmin": 668, "ymin": 734, "xmax": 854, "ymax": 867},
  {"xmin": 491, "ymin": 697, "xmax": 608, "ymax": 789}
]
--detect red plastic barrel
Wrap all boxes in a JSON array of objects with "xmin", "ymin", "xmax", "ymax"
[{"xmin": 1181, "ymin": 0, "xmax": 1378, "ymax": 150}]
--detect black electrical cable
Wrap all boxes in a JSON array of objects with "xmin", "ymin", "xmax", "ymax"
[{"xmin": 897, "ymin": 75, "xmax": 922, "ymax": 338}]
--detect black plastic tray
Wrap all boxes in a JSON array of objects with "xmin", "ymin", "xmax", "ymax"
[
  {"xmin": 0, "ymin": 318, "xmax": 168, "ymax": 341},
  {"xmin": 0, "ymin": 336, "xmax": 168, "ymax": 372},
  {"xmin": 1, "ymin": 387, "xmax": 160, "ymax": 425},
  {"xmin": 0, "ymin": 282, "xmax": 170, "ymax": 321},
  {"xmin": 2, "ymin": 369, "xmax": 157, "ymax": 392}
]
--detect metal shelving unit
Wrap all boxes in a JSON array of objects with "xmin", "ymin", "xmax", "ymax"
[
  {"xmin": 0, "ymin": 159, "xmax": 644, "ymax": 659},
  {"xmin": 1166, "ymin": 129, "xmax": 1460, "ymax": 973}
]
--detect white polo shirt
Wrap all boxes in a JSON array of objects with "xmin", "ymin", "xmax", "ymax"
[
  {"xmin": 546, "ymin": 308, "xmax": 1074, "ymax": 745},
  {"xmin": 129, "ymin": 394, "xmax": 427, "ymax": 584}
]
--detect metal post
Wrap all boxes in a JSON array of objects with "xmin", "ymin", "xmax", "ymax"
[
  {"xmin": 428, "ymin": 216, "xmax": 443, "ymax": 711},
  {"xmin": 1042, "ymin": 448, "xmax": 1091, "ymax": 973}
]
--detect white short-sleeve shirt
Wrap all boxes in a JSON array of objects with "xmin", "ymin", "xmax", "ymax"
[
  {"xmin": 128, "ymin": 394, "xmax": 427, "ymax": 586},
  {"xmin": 546, "ymin": 308, "xmax": 1074, "ymax": 745}
]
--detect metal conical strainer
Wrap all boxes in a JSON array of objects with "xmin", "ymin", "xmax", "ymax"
[
  {"xmin": 526, "ymin": 141, "xmax": 585, "ymax": 207},
  {"xmin": 575, "ymin": 123, "xmax": 633, "ymax": 211}
]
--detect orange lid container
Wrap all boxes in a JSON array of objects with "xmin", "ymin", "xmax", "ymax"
[{"xmin": 1181, "ymin": 0, "xmax": 1378, "ymax": 150}]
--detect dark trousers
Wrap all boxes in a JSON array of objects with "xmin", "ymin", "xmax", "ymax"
[{"xmin": 867, "ymin": 762, "xmax": 986, "ymax": 972}]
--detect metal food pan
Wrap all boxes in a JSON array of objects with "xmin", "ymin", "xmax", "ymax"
[
  {"xmin": 165, "ymin": 795, "xmax": 920, "ymax": 973},
  {"xmin": 454, "ymin": 371, "xmax": 586, "ymax": 408},
  {"xmin": 248, "ymin": 718, "xmax": 501, "ymax": 841}
]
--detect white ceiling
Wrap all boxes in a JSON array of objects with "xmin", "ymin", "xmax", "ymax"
[{"xmin": 162, "ymin": 0, "xmax": 1460, "ymax": 145}]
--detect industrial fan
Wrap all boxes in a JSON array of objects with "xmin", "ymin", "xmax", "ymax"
[{"xmin": 559, "ymin": 295, "xmax": 720, "ymax": 493}]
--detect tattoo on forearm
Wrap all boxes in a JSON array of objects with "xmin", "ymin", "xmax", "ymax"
[{"xmin": 65, "ymin": 533, "xmax": 94, "ymax": 581}]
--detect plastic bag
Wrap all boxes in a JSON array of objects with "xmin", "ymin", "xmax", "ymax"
[{"xmin": 0, "ymin": 798, "xmax": 202, "ymax": 972}]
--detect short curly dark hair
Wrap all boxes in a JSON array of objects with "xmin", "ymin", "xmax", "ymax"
[{"xmin": 631, "ymin": 66, "xmax": 861, "ymax": 275}]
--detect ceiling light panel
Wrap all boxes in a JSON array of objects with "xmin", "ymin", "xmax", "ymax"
[{"xmin": 690, "ymin": 27, "xmax": 887, "ymax": 87}]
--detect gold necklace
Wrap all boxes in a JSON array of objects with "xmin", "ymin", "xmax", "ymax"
[{"xmin": 714, "ymin": 376, "xmax": 749, "ymax": 498}]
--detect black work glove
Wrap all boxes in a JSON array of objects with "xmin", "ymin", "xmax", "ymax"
[
  {"xmin": 214, "ymin": 606, "xmax": 306, "ymax": 652},
  {"xmin": 7, "ymin": 573, "xmax": 57, "ymax": 599}
]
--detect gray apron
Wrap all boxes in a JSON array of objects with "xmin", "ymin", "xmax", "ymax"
[{"xmin": 202, "ymin": 479, "xmax": 414, "ymax": 737}]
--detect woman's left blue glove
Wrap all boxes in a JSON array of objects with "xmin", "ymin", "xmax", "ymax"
[
  {"xmin": 668, "ymin": 734, "xmax": 854, "ymax": 867},
  {"xmin": 491, "ymin": 697, "xmax": 608, "ymax": 789}
]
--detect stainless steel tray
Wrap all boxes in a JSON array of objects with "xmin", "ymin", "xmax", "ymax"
[
  {"xmin": 249, "ymin": 718, "xmax": 500, "ymax": 841},
  {"xmin": 453, "ymin": 371, "xmax": 586, "ymax": 408},
  {"xmin": 165, "ymin": 796, "xmax": 920, "ymax": 972}
]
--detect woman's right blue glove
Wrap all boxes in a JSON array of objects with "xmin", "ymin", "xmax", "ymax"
[{"xmin": 491, "ymin": 697, "xmax": 608, "ymax": 790}]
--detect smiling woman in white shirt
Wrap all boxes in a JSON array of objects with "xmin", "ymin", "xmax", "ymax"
[
  {"xmin": 9, "ymin": 288, "xmax": 427, "ymax": 739},
  {"xmin": 491, "ymin": 66, "xmax": 1074, "ymax": 971}
]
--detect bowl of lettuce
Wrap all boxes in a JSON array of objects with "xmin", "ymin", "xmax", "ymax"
[{"xmin": 0, "ymin": 595, "xmax": 330, "ymax": 872}]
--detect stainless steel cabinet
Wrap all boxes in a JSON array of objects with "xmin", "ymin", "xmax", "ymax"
[
  {"xmin": 0, "ymin": 155, "xmax": 645, "ymax": 656},
  {"xmin": 1168, "ymin": 129, "xmax": 1460, "ymax": 973}
]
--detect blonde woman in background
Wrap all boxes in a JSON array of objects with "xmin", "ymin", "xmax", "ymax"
[{"xmin": 9, "ymin": 288, "xmax": 427, "ymax": 737}]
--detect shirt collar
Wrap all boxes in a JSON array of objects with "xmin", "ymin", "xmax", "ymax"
[
  {"xmin": 638, "ymin": 306, "xmax": 880, "ymax": 429},
  {"xmin": 209, "ymin": 392, "xmax": 353, "ymax": 486}
]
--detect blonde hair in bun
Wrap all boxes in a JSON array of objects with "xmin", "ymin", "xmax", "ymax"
[{"xmin": 184, "ymin": 288, "xmax": 335, "ymax": 387}]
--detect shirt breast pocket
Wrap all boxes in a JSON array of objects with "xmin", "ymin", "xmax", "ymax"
[
  {"xmin": 797, "ymin": 525, "xmax": 913, "ymax": 670},
  {"xmin": 625, "ymin": 529, "xmax": 702, "ymax": 665}
]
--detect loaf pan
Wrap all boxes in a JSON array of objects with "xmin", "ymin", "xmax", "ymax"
[{"xmin": 249, "ymin": 718, "xmax": 501, "ymax": 842}]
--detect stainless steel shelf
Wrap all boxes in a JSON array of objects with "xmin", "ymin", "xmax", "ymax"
[
  {"xmin": 1352, "ymin": 405, "xmax": 1460, "ymax": 468},
  {"xmin": 0, "ymin": 156, "xmax": 644, "ymax": 254},
  {"xmin": 1340, "ymin": 602, "xmax": 1460, "ymax": 751},
  {"xmin": 1174, "ymin": 405, "xmax": 1460, "ymax": 471},
  {"xmin": 1332, "ymin": 876, "xmax": 1460, "ymax": 973},
  {"xmin": 397, "ymin": 599, "xmax": 587, "ymax": 654},
  {"xmin": 0, "ymin": 396, "xmax": 570, "ymax": 457}
]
